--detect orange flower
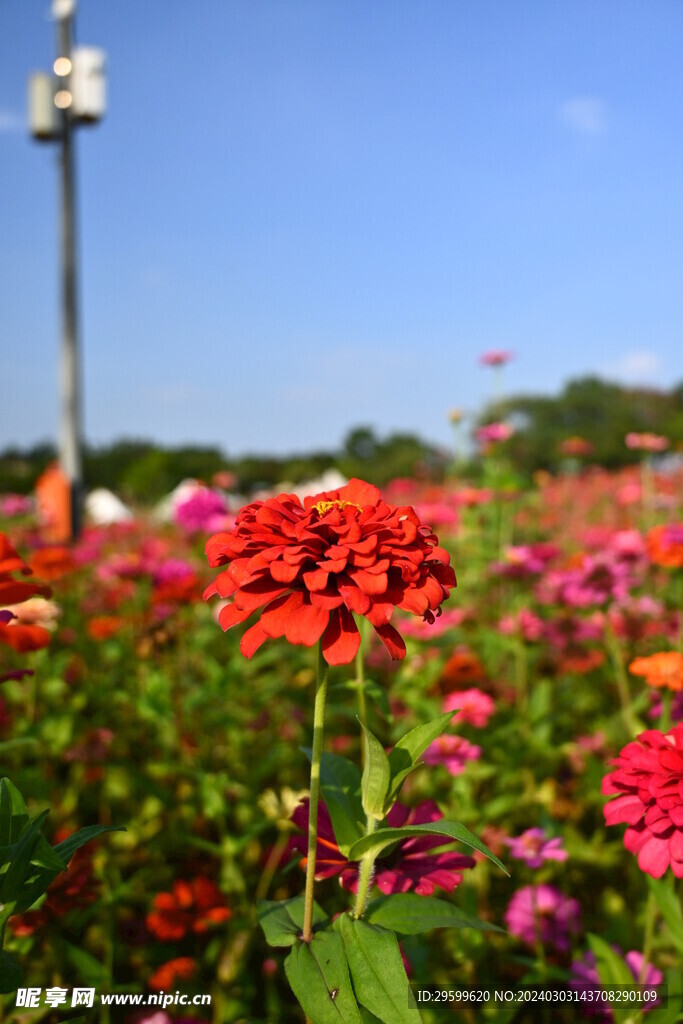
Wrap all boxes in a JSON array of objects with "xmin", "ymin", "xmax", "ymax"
[
  {"xmin": 148, "ymin": 956, "xmax": 196, "ymax": 991},
  {"xmin": 646, "ymin": 524, "xmax": 683, "ymax": 569},
  {"xmin": 630, "ymin": 652, "xmax": 683, "ymax": 692},
  {"xmin": 439, "ymin": 648, "xmax": 486, "ymax": 689},
  {"xmin": 87, "ymin": 615, "xmax": 126, "ymax": 641},
  {"xmin": 29, "ymin": 546, "xmax": 75, "ymax": 581}
]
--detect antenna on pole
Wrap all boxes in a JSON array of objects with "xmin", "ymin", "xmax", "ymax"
[{"xmin": 28, "ymin": 0, "xmax": 106, "ymax": 541}]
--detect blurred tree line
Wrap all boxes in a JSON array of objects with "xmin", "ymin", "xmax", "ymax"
[
  {"xmin": 2, "ymin": 377, "xmax": 680, "ymax": 503},
  {"xmin": 0, "ymin": 429, "xmax": 447, "ymax": 504},
  {"xmin": 481, "ymin": 376, "xmax": 683, "ymax": 473}
]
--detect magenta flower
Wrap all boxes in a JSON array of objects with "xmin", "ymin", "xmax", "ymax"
[
  {"xmin": 174, "ymin": 486, "xmax": 232, "ymax": 534},
  {"xmin": 504, "ymin": 828, "xmax": 568, "ymax": 869},
  {"xmin": 442, "ymin": 688, "xmax": 495, "ymax": 728},
  {"xmin": 423, "ymin": 734, "xmax": 482, "ymax": 776},
  {"xmin": 491, "ymin": 543, "xmax": 559, "ymax": 579},
  {"xmin": 479, "ymin": 350, "xmax": 514, "ymax": 367},
  {"xmin": 287, "ymin": 799, "xmax": 475, "ymax": 897},
  {"xmin": 504, "ymin": 884, "xmax": 581, "ymax": 952}
]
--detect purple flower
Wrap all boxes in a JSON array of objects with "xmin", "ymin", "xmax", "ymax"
[
  {"xmin": 504, "ymin": 885, "xmax": 581, "ymax": 952},
  {"xmin": 504, "ymin": 828, "xmax": 568, "ymax": 869}
]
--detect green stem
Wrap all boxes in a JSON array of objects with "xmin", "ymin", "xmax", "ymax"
[
  {"xmin": 639, "ymin": 891, "xmax": 657, "ymax": 983},
  {"xmin": 302, "ymin": 643, "xmax": 329, "ymax": 943},
  {"xmin": 660, "ymin": 690, "xmax": 673, "ymax": 733},
  {"xmin": 353, "ymin": 818, "xmax": 378, "ymax": 919},
  {"xmin": 356, "ymin": 624, "xmax": 367, "ymax": 767},
  {"xmin": 605, "ymin": 623, "xmax": 636, "ymax": 735}
]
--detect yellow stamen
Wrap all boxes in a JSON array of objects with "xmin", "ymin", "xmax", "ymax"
[{"xmin": 312, "ymin": 499, "xmax": 361, "ymax": 516}]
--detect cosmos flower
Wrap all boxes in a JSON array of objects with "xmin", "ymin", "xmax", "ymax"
[
  {"xmin": 504, "ymin": 884, "xmax": 581, "ymax": 952},
  {"xmin": 204, "ymin": 478, "xmax": 456, "ymax": 666},
  {"xmin": 504, "ymin": 828, "xmax": 568, "ymax": 869},
  {"xmin": 602, "ymin": 726, "xmax": 683, "ymax": 878}
]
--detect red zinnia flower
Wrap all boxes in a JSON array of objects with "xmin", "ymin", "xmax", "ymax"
[
  {"xmin": 0, "ymin": 533, "xmax": 52, "ymax": 659},
  {"xmin": 148, "ymin": 956, "xmax": 197, "ymax": 991},
  {"xmin": 204, "ymin": 478, "xmax": 455, "ymax": 665},
  {"xmin": 602, "ymin": 726, "xmax": 683, "ymax": 878}
]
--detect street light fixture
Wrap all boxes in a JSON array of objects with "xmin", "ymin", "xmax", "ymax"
[{"xmin": 28, "ymin": 0, "xmax": 106, "ymax": 540}]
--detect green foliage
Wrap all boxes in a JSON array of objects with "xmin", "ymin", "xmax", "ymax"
[
  {"xmin": 339, "ymin": 915, "xmax": 421, "ymax": 1023},
  {"xmin": 348, "ymin": 820, "xmax": 508, "ymax": 873},
  {"xmin": 285, "ymin": 930, "xmax": 363, "ymax": 1024},
  {"xmin": 258, "ymin": 896, "xmax": 328, "ymax": 947},
  {"xmin": 364, "ymin": 893, "xmax": 505, "ymax": 935},
  {"xmin": 479, "ymin": 375, "xmax": 683, "ymax": 475}
]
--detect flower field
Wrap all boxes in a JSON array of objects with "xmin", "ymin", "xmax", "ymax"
[{"xmin": 1, "ymin": 460, "xmax": 682, "ymax": 1024}]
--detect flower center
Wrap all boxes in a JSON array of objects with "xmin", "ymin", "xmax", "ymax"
[{"xmin": 311, "ymin": 499, "xmax": 361, "ymax": 516}]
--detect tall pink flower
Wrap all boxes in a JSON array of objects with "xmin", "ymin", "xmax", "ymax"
[
  {"xmin": 504, "ymin": 829, "xmax": 568, "ymax": 869},
  {"xmin": 479, "ymin": 350, "xmax": 514, "ymax": 367},
  {"xmin": 602, "ymin": 726, "xmax": 683, "ymax": 878}
]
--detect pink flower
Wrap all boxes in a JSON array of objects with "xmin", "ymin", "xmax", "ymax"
[
  {"xmin": 423, "ymin": 734, "xmax": 482, "ymax": 776},
  {"xmin": 504, "ymin": 828, "xmax": 568, "ymax": 869},
  {"xmin": 175, "ymin": 487, "xmax": 232, "ymax": 534},
  {"xmin": 602, "ymin": 726, "xmax": 683, "ymax": 878},
  {"xmin": 475, "ymin": 423, "xmax": 514, "ymax": 445},
  {"xmin": 442, "ymin": 688, "xmax": 495, "ymax": 728},
  {"xmin": 479, "ymin": 350, "xmax": 514, "ymax": 367},
  {"xmin": 491, "ymin": 543, "xmax": 559, "ymax": 578},
  {"xmin": 625, "ymin": 432, "xmax": 669, "ymax": 452},
  {"xmin": 504, "ymin": 884, "xmax": 581, "ymax": 952},
  {"xmin": 498, "ymin": 608, "xmax": 544, "ymax": 642}
]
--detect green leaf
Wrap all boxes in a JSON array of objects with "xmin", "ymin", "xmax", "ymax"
[
  {"xmin": 258, "ymin": 896, "xmax": 328, "ymax": 947},
  {"xmin": 587, "ymin": 934, "xmax": 637, "ymax": 1024},
  {"xmin": 348, "ymin": 821, "xmax": 508, "ymax": 875},
  {"xmin": 364, "ymin": 893, "xmax": 505, "ymax": 935},
  {"xmin": 385, "ymin": 713, "xmax": 455, "ymax": 806},
  {"xmin": 303, "ymin": 750, "xmax": 365, "ymax": 857},
  {"xmin": 646, "ymin": 875, "xmax": 683, "ymax": 955},
  {"xmin": 0, "ymin": 811, "xmax": 49, "ymax": 902},
  {"xmin": 360, "ymin": 725, "xmax": 390, "ymax": 820},
  {"xmin": 0, "ymin": 778, "xmax": 29, "ymax": 845},
  {"xmin": 284, "ymin": 931, "xmax": 363, "ymax": 1024},
  {"xmin": 0, "ymin": 950, "xmax": 21, "ymax": 995},
  {"xmin": 339, "ymin": 915, "xmax": 421, "ymax": 1023},
  {"xmin": 388, "ymin": 713, "xmax": 455, "ymax": 773},
  {"xmin": 645, "ymin": 967, "xmax": 682, "ymax": 1024},
  {"xmin": 53, "ymin": 824, "xmax": 125, "ymax": 865},
  {"xmin": 63, "ymin": 941, "xmax": 110, "ymax": 986}
]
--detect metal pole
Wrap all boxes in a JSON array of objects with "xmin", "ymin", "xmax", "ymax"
[{"xmin": 56, "ymin": 4, "xmax": 83, "ymax": 539}]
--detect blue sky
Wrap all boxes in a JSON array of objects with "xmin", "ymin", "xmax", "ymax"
[{"xmin": 2, "ymin": 1, "xmax": 683, "ymax": 456}]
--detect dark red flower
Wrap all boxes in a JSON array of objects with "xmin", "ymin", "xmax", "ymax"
[
  {"xmin": 603, "ymin": 726, "xmax": 683, "ymax": 878},
  {"xmin": 287, "ymin": 798, "xmax": 475, "ymax": 896},
  {"xmin": 204, "ymin": 479, "xmax": 456, "ymax": 665}
]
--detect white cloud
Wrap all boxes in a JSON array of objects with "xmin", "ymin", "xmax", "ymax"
[
  {"xmin": 0, "ymin": 108, "xmax": 22, "ymax": 133},
  {"xmin": 603, "ymin": 350, "xmax": 662, "ymax": 384},
  {"xmin": 558, "ymin": 96, "xmax": 606, "ymax": 136}
]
